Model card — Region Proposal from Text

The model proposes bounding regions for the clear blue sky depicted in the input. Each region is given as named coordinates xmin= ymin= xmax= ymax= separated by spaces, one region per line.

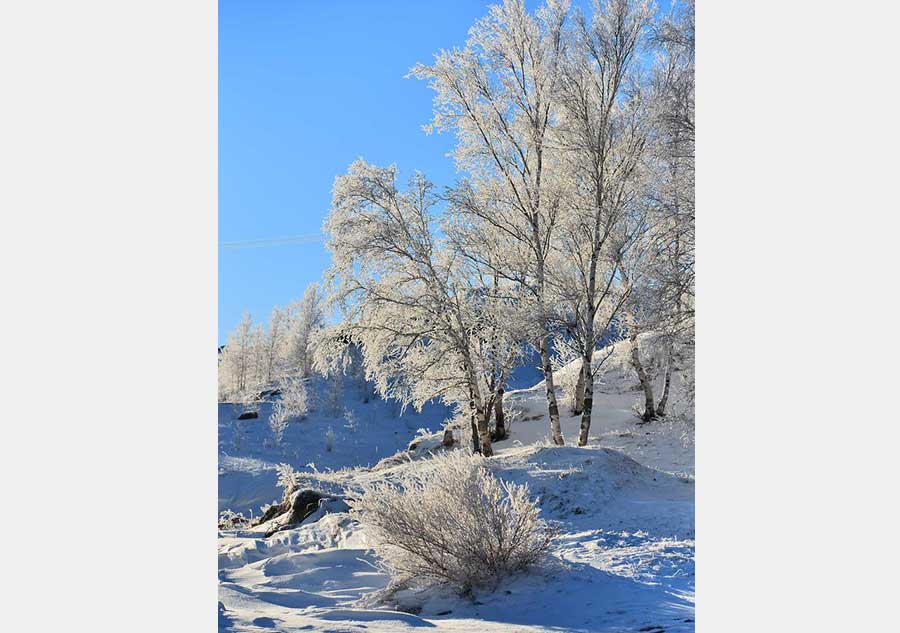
xmin=219 ymin=0 xmax=662 ymax=343
xmin=219 ymin=0 xmax=492 ymax=343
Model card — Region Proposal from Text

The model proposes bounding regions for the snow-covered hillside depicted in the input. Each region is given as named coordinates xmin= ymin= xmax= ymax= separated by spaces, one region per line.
xmin=219 ymin=375 xmax=452 ymax=516
xmin=218 ymin=339 xmax=694 ymax=632
xmin=496 ymin=339 xmax=695 ymax=477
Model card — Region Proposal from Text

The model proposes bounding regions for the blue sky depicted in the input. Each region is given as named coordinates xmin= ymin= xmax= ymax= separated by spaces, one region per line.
xmin=218 ymin=0 xmax=664 ymax=343
xmin=219 ymin=0 xmax=497 ymax=342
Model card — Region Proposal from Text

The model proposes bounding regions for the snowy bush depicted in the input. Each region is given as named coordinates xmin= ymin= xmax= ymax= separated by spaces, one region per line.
xmin=350 ymin=450 xmax=555 ymax=593
xmin=218 ymin=509 xmax=250 ymax=530
xmin=269 ymin=377 xmax=309 ymax=445
xmin=502 ymin=404 xmax=523 ymax=437
xmin=343 ymin=408 xmax=358 ymax=434
xmin=275 ymin=462 xmax=299 ymax=494
xmin=267 ymin=409 xmax=288 ymax=447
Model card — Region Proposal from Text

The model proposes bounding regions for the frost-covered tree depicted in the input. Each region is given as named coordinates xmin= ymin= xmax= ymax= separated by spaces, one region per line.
xmin=412 ymin=0 xmax=571 ymax=445
xmin=218 ymin=312 xmax=256 ymax=402
xmin=323 ymin=160 xmax=506 ymax=456
xmin=458 ymin=279 xmax=526 ymax=447
xmin=552 ymin=0 xmax=654 ymax=443
xmin=477 ymin=288 xmax=525 ymax=441
xmin=443 ymin=207 xmax=529 ymax=443
xmin=648 ymin=0 xmax=694 ymax=416
xmin=218 ymin=281 xmax=328 ymax=406
xmin=284 ymin=283 xmax=326 ymax=378
xmin=221 ymin=0 xmax=695 ymax=447
xmin=613 ymin=0 xmax=694 ymax=422
xmin=264 ymin=306 xmax=287 ymax=384
xmin=249 ymin=322 xmax=267 ymax=391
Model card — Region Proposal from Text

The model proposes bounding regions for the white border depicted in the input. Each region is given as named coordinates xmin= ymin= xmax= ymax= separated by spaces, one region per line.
xmin=1 ymin=1 xmax=217 ymax=629
xmin=700 ymin=1 xmax=898 ymax=631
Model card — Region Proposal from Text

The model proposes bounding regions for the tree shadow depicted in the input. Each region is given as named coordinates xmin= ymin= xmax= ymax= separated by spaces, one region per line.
xmin=420 ymin=560 xmax=694 ymax=633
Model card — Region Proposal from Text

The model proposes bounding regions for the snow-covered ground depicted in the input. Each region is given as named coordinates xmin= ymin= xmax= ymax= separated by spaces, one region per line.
xmin=218 ymin=342 xmax=694 ymax=632
xmin=219 ymin=375 xmax=452 ymax=516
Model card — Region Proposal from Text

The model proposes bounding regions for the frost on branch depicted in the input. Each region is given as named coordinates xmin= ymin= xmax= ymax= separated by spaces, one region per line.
xmin=322 ymin=160 xmax=520 ymax=456
xmin=350 ymin=450 xmax=555 ymax=594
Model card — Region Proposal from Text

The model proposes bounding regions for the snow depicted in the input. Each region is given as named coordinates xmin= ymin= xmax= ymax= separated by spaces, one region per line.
xmin=491 ymin=338 xmax=694 ymax=478
xmin=218 ymin=375 xmax=452 ymax=516
xmin=218 ymin=343 xmax=694 ymax=632
xmin=499 ymin=385 xmax=694 ymax=478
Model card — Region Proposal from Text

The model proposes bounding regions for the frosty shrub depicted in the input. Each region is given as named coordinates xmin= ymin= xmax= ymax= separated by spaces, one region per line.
xmin=350 ymin=450 xmax=554 ymax=593
xmin=267 ymin=409 xmax=288 ymax=447
xmin=218 ymin=509 xmax=250 ymax=530
xmin=343 ymin=408 xmax=358 ymax=434
xmin=269 ymin=377 xmax=309 ymax=445
xmin=275 ymin=462 xmax=299 ymax=494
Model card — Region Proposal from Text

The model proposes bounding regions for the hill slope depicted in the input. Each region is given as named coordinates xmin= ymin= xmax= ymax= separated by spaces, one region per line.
xmin=218 ymin=375 xmax=452 ymax=516
xmin=218 ymin=341 xmax=695 ymax=632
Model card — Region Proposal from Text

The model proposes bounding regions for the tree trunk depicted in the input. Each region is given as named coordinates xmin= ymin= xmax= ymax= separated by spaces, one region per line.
xmin=442 ymin=422 xmax=455 ymax=447
xmin=539 ymin=336 xmax=564 ymax=445
xmin=656 ymin=343 xmax=674 ymax=417
xmin=492 ymin=386 xmax=507 ymax=441
xmin=476 ymin=405 xmax=493 ymax=457
xmin=630 ymin=334 xmax=656 ymax=422
xmin=573 ymin=360 xmax=585 ymax=415
xmin=577 ymin=353 xmax=594 ymax=446
xmin=470 ymin=408 xmax=481 ymax=454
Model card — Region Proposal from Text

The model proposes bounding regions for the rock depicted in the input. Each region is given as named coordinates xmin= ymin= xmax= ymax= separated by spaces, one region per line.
xmin=237 ymin=411 xmax=258 ymax=420
xmin=289 ymin=489 xmax=326 ymax=523
xmin=262 ymin=489 xmax=344 ymax=537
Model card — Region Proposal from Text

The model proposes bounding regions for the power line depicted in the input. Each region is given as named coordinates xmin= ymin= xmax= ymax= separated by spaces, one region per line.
xmin=219 ymin=233 xmax=324 ymax=250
